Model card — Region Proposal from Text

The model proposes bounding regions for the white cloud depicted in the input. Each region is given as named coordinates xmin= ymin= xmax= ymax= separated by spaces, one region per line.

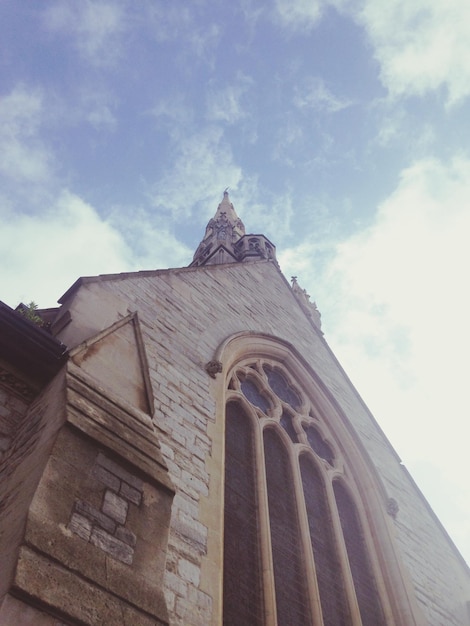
xmin=0 ymin=191 xmax=132 ymax=308
xmin=279 ymin=156 xmax=470 ymax=562
xmin=0 ymin=85 xmax=54 ymax=183
xmin=44 ymin=1 xmax=127 ymax=66
xmin=273 ymin=0 xmax=325 ymax=30
xmin=270 ymin=0 xmax=470 ymax=102
xmin=294 ymin=77 xmax=353 ymax=113
xmin=145 ymin=3 xmax=221 ymax=61
xmin=272 ymin=118 xmax=304 ymax=165
xmin=206 ymin=75 xmax=253 ymax=125
xmin=315 ymin=155 xmax=470 ymax=561
xmin=149 ymin=126 xmax=243 ymax=219
xmin=0 ymin=191 xmax=193 ymax=310
xmin=79 ymin=88 xmax=118 ymax=130
xmin=357 ymin=0 xmax=470 ymax=104
xmin=149 ymin=95 xmax=194 ymax=131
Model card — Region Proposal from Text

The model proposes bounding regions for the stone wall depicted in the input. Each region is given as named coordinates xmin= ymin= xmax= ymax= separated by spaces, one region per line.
xmin=54 ymin=260 xmax=469 ymax=626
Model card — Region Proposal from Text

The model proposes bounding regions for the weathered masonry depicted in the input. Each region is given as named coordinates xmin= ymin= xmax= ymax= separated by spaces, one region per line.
xmin=0 ymin=192 xmax=469 ymax=625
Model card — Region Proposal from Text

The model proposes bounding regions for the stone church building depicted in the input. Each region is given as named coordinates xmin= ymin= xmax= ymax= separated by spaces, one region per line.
xmin=0 ymin=192 xmax=468 ymax=625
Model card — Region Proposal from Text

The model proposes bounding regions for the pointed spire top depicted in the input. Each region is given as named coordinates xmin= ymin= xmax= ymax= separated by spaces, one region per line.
xmin=190 ymin=191 xmax=277 ymax=267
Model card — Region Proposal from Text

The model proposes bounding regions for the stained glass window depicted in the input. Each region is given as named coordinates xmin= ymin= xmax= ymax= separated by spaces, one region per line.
xmin=263 ymin=366 xmax=301 ymax=410
xmin=264 ymin=428 xmax=310 ymax=625
xmin=241 ymin=377 xmax=270 ymax=413
xmin=224 ymin=358 xmax=389 ymax=626
xmin=333 ymin=481 xmax=386 ymax=626
xmin=300 ymin=455 xmax=349 ymax=626
xmin=280 ymin=411 xmax=298 ymax=443
xmin=304 ymin=425 xmax=335 ymax=466
xmin=223 ymin=402 xmax=264 ymax=626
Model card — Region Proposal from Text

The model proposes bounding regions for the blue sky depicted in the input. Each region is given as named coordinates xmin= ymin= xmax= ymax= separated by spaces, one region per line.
xmin=1 ymin=1 xmax=470 ymax=563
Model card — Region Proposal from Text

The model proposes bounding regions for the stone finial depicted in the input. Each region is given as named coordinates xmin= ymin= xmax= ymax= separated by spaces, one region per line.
xmin=291 ymin=277 xmax=322 ymax=331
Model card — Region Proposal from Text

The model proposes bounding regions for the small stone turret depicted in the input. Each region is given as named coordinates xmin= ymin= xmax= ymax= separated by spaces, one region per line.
xmin=190 ymin=191 xmax=276 ymax=267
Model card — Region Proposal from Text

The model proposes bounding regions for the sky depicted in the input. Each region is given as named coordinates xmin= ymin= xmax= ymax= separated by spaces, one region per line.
xmin=1 ymin=1 xmax=469 ymax=565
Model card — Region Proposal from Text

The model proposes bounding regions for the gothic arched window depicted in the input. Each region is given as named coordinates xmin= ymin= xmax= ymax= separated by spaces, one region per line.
xmin=223 ymin=358 xmax=388 ymax=626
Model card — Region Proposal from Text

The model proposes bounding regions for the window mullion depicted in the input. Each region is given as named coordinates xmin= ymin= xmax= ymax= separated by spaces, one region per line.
xmin=324 ymin=475 xmax=363 ymax=626
xmin=255 ymin=418 xmax=278 ymax=626
xmin=291 ymin=451 xmax=325 ymax=625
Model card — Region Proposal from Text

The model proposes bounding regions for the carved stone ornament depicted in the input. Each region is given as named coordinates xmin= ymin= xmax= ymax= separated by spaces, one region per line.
xmin=386 ymin=497 xmax=399 ymax=518
xmin=290 ymin=276 xmax=322 ymax=331
xmin=205 ymin=360 xmax=223 ymax=378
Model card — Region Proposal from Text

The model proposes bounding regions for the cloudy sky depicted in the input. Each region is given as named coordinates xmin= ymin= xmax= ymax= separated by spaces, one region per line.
xmin=1 ymin=1 xmax=469 ymax=563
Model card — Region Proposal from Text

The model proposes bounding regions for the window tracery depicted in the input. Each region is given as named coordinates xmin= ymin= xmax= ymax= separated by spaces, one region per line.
xmin=223 ymin=357 xmax=389 ymax=626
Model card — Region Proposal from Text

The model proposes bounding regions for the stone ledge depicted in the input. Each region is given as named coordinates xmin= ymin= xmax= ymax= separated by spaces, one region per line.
xmin=12 ymin=545 xmax=169 ymax=626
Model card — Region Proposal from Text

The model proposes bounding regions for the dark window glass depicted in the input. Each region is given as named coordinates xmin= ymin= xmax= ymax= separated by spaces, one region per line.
xmin=223 ymin=403 xmax=264 ymax=626
xmin=280 ymin=411 xmax=298 ymax=443
xmin=263 ymin=366 xmax=301 ymax=410
xmin=333 ymin=481 xmax=386 ymax=626
xmin=241 ymin=378 xmax=270 ymax=413
xmin=304 ymin=425 xmax=335 ymax=466
xmin=300 ymin=456 xmax=349 ymax=626
xmin=264 ymin=428 xmax=310 ymax=625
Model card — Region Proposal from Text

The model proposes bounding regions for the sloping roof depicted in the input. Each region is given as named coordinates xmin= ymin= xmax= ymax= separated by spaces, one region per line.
xmin=0 ymin=301 xmax=67 ymax=385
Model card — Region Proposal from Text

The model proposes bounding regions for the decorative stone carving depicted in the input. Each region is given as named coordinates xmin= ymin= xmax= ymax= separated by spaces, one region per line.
xmin=387 ymin=497 xmax=399 ymax=518
xmin=205 ymin=360 xmax=223 ymax=378
xmin=290 ymin=277 xmax=322 ymax=331
xmin=190 ymin=191 xmax=277 ymax=267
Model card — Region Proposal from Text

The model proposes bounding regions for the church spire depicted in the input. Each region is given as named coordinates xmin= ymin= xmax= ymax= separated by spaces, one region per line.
xmin=190 ymin=191 xmax=277 ymax=267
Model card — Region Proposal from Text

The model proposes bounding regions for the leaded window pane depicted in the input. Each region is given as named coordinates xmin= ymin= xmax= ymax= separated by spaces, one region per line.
xmin=263 ymin=366 xmax=301 ymax=410
xmin=264 ymin=428 xmax=310 ymax=626
xmin=300 ymin=456 xmax=349 ymax=626
xmin=223 ymin=403 xmax=264 ymax=626
xmin=304 ymin=425 xmax=335 ymax=466
xmin=280 ymin=411 xmax=298 ymax=443
xmin=333 ymin=481 xmax=386 ymax=626
xmin=241 ymin=378 xmax=270 ymax=413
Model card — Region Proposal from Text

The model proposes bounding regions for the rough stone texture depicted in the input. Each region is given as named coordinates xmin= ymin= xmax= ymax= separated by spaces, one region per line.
xmin=68 ymin=512 xmax=92 ymax=541
xmin=5 ymin=339 xmax=174 ymax=625
xmin=0 ymin=370 xmax=66 ymax=606
xmin=2 ymin=258 xmax=467 ymax=625
xmin=0 ymin=594 xmax=69 ymax=625
xmin=0 ymin=383 xmax=29 ymax=461
xmin=102 ymin=489 xmax=128 ymax=525
xmin=120 ymin=481 xmax=142 ymax=505
xmin=10 ymin=545 xmax=167 ymax=626
xmin=51 ymin=260 xmax=469 ymax=626
xmin=90 ymin=526 xmax=134 ymax=564
xmin=74 ymin=498 xmax=117 ymax=534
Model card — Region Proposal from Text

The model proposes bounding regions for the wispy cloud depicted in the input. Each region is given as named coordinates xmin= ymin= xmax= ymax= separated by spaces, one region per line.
xmin=294 ymin=77 xmax=353 ymax=113
xmin=44 ymin=0 xmax=128 ymax=67
xmin=206 ymin=74 xmax=253 ymax=125
xmin=0 ymin=85 xmax=54 ymax=183
xmin=149 ymin=126 xmax=243 ymax=219
xmin=79 ymin=87 xmax=118 ymax=130
xmin=272 ymin=0 xmax=325 ymax=31
xmin=145 ymin=2 xmax=221 ymax=62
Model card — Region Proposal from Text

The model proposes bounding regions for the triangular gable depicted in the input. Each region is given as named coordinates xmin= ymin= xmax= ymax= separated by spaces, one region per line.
xmin=69 ymin=312 xmax=154 ymax=415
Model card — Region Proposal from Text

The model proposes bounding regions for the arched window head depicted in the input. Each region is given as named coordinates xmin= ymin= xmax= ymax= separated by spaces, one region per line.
xmin=222 ymin=354 xmax=396 ymax=626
